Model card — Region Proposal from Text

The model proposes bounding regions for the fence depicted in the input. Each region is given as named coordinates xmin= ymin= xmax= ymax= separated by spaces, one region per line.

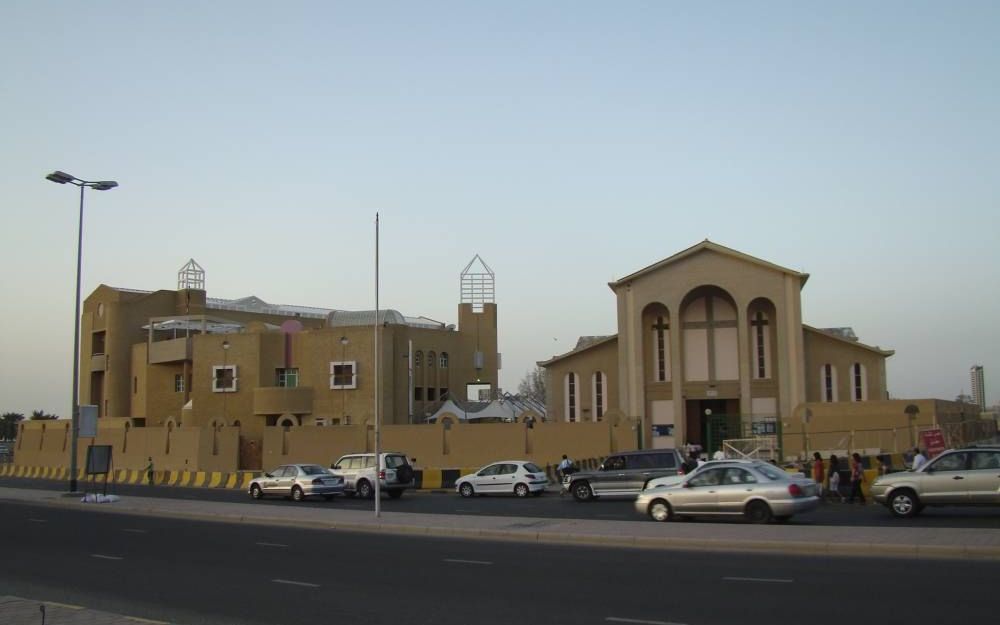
xmin=785 ymin=419 xmax=997 ymax=460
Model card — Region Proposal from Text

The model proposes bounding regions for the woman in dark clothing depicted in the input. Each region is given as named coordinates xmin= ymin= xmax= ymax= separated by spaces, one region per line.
xmin=849 ymin=452 xmax=866 ymax=504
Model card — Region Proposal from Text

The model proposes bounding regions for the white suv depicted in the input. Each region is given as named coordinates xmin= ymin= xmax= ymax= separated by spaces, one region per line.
xmin=330 ymin=452 xmax=415 ymax=499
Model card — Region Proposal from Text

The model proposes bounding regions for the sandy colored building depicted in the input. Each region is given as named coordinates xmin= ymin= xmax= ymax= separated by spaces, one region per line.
xmin=78 ymin=258 xmax=499 ymax=448
xmin=540 ymin=240 xmax=898 ymax=454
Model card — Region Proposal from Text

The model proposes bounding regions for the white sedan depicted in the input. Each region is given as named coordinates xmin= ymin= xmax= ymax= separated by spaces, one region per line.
xmin=456 ymin=461 xmax=549 ymax=498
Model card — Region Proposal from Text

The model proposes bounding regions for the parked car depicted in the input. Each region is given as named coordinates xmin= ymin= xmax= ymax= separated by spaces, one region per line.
xmin=330 ymin=452 xmax=415 ymax=499
xmin=563 ymin=449 xmax=684 ymax=501
xmin=249 ymin=464 xmax=345 ymax=502
xmin=455 ymin=461 xmax=548 ymax=497
xmin=870 ymin=446 xmax=1000 ymax=518
xmin=634 ymin=460 xmax=820 ymax=523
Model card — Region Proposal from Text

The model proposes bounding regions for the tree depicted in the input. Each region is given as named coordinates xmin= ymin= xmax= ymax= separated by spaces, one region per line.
xmin=1 ymin=412 xmax=24 ymax=440
xmin=518 ymin=366 xmax=547 ymax=405
xmin=29 ymin=409 xmax=58 ymax=421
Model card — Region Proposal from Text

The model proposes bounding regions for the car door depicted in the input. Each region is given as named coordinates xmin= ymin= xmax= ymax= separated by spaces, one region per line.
xmin=716 ymin=467 xmax=758 ymax=514
xmin=919 ymin=452 xmax=970 ymax=504
xmin=966 ymin=451 xmax=1000 ymax=503
xmin=277 ymin=465 xmax=299 ymax=496
xmin=494 ymin=464 xmax=518 ymax=493
xmin=622 ymin=453 xmax=657 ymax=492
xmin=473 ymin=464 xmax=502 ymax=492
xmin=261 ymin=466 xmax=285 ymax=495
xmin=593 ymin=455 xmax=628 ymax=494
xmin=673 ymin=467 xmax=726 ymax=513
xmin=337 ymin=457 xmax=359 ymax=491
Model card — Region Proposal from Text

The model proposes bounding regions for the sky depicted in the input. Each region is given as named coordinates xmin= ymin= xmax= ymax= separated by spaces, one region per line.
xmin=1 ymin=1 xmax=998 ymax=418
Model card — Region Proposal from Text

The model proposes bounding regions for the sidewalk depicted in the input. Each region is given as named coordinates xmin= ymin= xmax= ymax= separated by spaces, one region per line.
xmin=0 ymin=595 xmax=167 ymax=625
xmin=3 ymin=485 xmax=999 ymax=562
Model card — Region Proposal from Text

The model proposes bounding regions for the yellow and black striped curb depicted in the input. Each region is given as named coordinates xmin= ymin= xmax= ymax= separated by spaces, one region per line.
xmin=0 ymin=464 xmax=261 ymax=490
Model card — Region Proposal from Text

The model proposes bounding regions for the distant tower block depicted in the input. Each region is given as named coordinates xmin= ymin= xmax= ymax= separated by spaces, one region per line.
xmin=178 ymin=259 xmax=205 ymax=291
xmin=461 ymin=255 xmax=494 ymax=313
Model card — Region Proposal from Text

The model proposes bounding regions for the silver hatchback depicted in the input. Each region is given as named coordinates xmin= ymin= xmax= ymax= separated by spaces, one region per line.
xmin=249 ymin=464 xmax=345 ymax=502
xmin=635 ymin=460 xmax=820 ymax=523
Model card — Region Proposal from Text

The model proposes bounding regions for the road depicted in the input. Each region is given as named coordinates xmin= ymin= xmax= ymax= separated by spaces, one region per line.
xmin=3 ymin=475 xmax=1000 ymax=529
xmin=1 ymin=500 xmax=996 ymax=625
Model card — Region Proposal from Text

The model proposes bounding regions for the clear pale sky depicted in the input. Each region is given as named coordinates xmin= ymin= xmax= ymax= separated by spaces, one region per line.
xmin=1 ymin=1 xmax=998 ymax=418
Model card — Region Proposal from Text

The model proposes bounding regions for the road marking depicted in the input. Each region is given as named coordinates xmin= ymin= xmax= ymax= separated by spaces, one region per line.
xmin=272 ymin=579 xmax=320 ymax=588
xmin=123 ymin=529 xmax=148 ymax=534
xmin=606 ymin=617 xmax=687 ymax=625
xmin=44 ymin=601 xmax=84 ymax=610
xmin=28 ymin=518 xmax=47 ymax=523
xmin=256 ymin=542 xmax=289 ymax=548
xmin=443 ymin=558 xmax=493 ymax=565
xmin=723 ymin=576 xmax=794 ymax=584
xmin=91 ymin=554 xmax=124 ymax=561
xmin=125 ymin=617 xmax=170 ymax=624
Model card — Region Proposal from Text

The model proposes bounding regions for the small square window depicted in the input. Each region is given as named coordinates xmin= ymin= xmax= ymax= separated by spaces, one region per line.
xmin=213 ymin=365 xmax=237 ymax=393
xmin=276 ymin=368 xmax=299 ymax=388
xmin=329 ymin=361 xmax=357 ymax=390
xmin=174 ymin=374 xmax=185 ymax=393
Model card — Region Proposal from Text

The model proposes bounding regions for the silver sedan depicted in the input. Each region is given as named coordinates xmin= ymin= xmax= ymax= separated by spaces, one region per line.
xmin=635 ymin=460 xmax=820 ymax=523
xmin=249 ymin=464 xmax=345 ymax=502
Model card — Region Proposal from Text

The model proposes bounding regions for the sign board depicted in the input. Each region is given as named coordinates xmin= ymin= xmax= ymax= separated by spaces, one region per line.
xmin=85 ymin=445 xmax=112 ymax=475
xmin=80 ymin=405 xmax=98 ymax=438
xmin=919 ymin=428 xmax=947 ymax=458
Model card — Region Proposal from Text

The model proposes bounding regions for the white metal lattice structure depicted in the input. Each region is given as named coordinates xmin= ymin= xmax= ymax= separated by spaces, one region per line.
xmin=177 ymin=259 xmax=205 ymax=290
xmin=460 ymin=254 xmax=494 ymax=313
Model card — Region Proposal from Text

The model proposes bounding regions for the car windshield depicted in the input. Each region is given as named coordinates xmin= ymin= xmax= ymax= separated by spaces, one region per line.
xmin=385 ymin=455 xmax=408 ymax=468
xmin=755 ymin=465 xmax=785 ymax=481
xmin=300 ymin=465 xmax=327 ymax=475
xmin=524 ymin=463 xmax=543 ymax=473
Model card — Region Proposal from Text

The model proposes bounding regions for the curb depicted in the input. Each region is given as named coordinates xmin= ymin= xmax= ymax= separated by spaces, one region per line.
xmin=4 ymin=493 xmax=997 ymax=562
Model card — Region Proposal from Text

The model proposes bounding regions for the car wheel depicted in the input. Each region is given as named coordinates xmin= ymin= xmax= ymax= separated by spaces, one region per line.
xmin=572 ymin=481 xmax=593 ymax=502
xmin=357 ymin=479 xmax=373 ymax=499
xmin=250 ymin=484 xmax=263 ymax=500
xmin=745 ymin=500 xmax=772 ymax=524
xmin=889 ymin=489 xmax=921 ymax=518
xmin=291 ymin=486 xmax=304 ymax=502
xmin=514 ymin=483 xmax=530 ymax=498
xmin=648 ymin=499 xmax=673 ymax=522
xmin=387 ymin=489 xmax=403 ymax=499
xmin=459 ymin=482 xmax=475 ymax=498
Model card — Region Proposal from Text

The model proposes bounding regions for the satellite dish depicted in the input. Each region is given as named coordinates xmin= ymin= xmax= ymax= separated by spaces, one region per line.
xmin=280 ymin=320 xmax=304 ymax=334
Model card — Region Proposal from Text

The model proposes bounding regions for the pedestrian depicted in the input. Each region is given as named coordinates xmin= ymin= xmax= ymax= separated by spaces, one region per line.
xmin=828 ymin=454 xmax=842 ymax=502
xmin=696 ymin=454 xmax=707 ymax=467
xmin=911 ymin=447 xmax=928 ymax=471
xmin=712 ymin=446 xmax=726 ymax=461
xmin=848 ymin=452 xmax=866 ymax=504
xmin=812 ymin=452 xmax=825 ymax=499
xmin=681 ymin=453 xmax=699 ymax=475
xmin=557 ymin=454 xmax=575 ymax=480
xmin=145 ymin=457 xmax=154 ymax=486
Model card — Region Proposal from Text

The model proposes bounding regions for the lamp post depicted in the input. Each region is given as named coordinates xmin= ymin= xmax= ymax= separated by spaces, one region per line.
xmin=222 ymin=340 xmax=230 ymax=425
xmin=339 ymin=336 xmax=348 ymax=421
xmin=46 ymin=170 xmax=118 ymax=494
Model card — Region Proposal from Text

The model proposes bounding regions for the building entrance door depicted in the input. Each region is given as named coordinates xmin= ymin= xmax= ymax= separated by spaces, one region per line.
xmin=239 ymin=436 xmax=262 ymax=471
xmin=684 ymin=399 xmax=740 ymax=454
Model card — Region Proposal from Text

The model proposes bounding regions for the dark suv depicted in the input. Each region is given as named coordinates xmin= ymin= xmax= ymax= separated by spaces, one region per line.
xmin=563 ymin=449 xmax=684 ymax=501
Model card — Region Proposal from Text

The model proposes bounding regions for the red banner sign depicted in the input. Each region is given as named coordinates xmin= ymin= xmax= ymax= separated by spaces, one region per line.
xmin=919 ymin=428 xmax=947 ymax=458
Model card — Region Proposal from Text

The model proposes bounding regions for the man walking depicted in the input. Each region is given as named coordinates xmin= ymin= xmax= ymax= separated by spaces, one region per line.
xmin=145 ymin=457 xmax=155 ymax=486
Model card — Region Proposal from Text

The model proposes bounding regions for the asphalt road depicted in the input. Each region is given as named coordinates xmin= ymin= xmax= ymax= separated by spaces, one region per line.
xmin=1 ymin=500 xmax=996 ymax=625
xmin=3 ymin=475 xmax=1000 ymax=528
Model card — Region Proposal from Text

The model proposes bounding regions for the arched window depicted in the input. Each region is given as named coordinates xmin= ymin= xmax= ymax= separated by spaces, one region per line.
xmin=414 ymin=351 xmax=423 ymax=367
xmin=651 ymin=315 xmax=670 ymax=382
xmin=821 ymin=364 xmax=838 ymax=402
xmin=751 ymin=311 xmax=771 ymax=379
xmin=565 ymin=372 xmax=578 ymax=422
xmin=852 ymin=362 xmax=867 ymax=401
xmin=439 ymin=352 xmax=449 ymax=368
xmin=427 ymin=351 xmax=436 ymax=369
xmin=592 ymin=371 xmax=607 ymax=422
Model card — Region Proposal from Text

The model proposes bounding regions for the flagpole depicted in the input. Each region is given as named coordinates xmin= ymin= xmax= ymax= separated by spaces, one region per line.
xmin=374 ymin=212 xmax=381 ymax=517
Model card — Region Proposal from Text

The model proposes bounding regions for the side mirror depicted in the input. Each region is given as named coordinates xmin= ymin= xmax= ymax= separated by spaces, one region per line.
xmin=598 ymin=464 xmax=606 ymax=471
xmin=264 ymin=473 xmax=273 ymax=478
xmin=332 ymin=465 xmax=341 ymax=470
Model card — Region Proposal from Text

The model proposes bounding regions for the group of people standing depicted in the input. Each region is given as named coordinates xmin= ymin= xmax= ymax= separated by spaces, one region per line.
xmin=811 ymin=451 xmax=868 ymax=504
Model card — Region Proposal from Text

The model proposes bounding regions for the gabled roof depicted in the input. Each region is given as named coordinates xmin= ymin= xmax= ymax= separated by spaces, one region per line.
xmin=804 ymin=325 xmax=895 ymax=357
xmin=608 ymin=240 xmax=809 ymax=291
xmin=537 ymin=335 xmax=618 ymax=367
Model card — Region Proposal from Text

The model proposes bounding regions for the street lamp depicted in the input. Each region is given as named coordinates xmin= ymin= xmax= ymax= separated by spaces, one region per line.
xmin=222 ymin=340 xmax=231 ymax=426
xmin=46 ymin=170 xmax=118 ymax=494
xmin=339 ymin=336 xmax=348 ymax=421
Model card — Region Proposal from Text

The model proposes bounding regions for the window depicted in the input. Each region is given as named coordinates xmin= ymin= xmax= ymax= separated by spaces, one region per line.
xmin=499 ymin=464 xmax=517 ymax=475
xmin=174 ymin=374 xmax=184 ymax=393
xmin=756 ymin=465 xmax=784 ymax=481
xmin=752 ymin=311 xmax=770 ymax=379
xmin=724 ymin=468 xmax=757 ymax=484
xmin=414 ymin=387 xmax=424 ymax=401
xmin=689 ymin=468 xmax=725 ymax=487
xmin=929 ymin=452 xmax=967 ymax=472
xmin=440 ymin=352 xmax=449 ymax=368
xmin=650 ymin=315 xmax=670 ymax=382
xmin=314 ymin=417 xmax=326 ymax=426
xmin=133 ymin=377 xmax=138 ymax=394
xmin=852 ymin=363 xmax=866 ymax=401
xmin=92 ymin=331 xmax=106 ymax=355
xmin=427 ymin=388 xmax=436 ymax=401
xmin=603 ymin=456 xmax=625 ymax=471
xmin=972 ymin=452 xmax=1000 ymax=470
xmin=821 ymin=364 xmax=837 ymax=402
xmin=524 ymin=463 xmax=543 ymax=473
xmin=565 ymin=372 xmax=578 ymax=422
xmin=592 ymin=371 xmax=607 ymax=422
xmin=428 ymin=351 xmax=436 ymax=369
xmin=329 ymin=361 xmax=357 ymax=389
xmin=440 ymin=388 xmax=448 ymax=400
xmin=414 ymin=351 xmax=423 ymax=367
xmin=276 ymin=368 xmax=299 ymax=388
xmin=213 ymin=365 xmax=237 ymax=392
xmin=478 ymin=464 xmax=501 ymax=476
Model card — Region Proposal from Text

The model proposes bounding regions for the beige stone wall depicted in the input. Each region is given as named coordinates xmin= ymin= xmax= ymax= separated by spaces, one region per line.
xmin=544 ymin=339 xmax=618 ymax=424
xmin=803 ymin=329 xmax=888 ymax=402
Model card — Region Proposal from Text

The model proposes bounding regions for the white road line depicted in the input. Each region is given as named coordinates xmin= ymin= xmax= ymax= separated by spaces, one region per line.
xmin=723 ymin=576 xmax=794 ymax=584
xmin=443 ymin=558 xmax=493 ymax=565
xmin=606 ymin=617 xmax=687 ymax=625
xmin=256 ymin=542 xmax=289 ymax=548
xmin=272 ymin=579 xmax=320 ymax=588
xmin=90 ymin=554 xmax=124 ymax=561
xmin=123 ymin=529 xmax=147 ymax=534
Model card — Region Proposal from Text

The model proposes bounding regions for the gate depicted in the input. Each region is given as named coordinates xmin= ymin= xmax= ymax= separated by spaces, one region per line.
xmin=239 ymin=436 xmax=262 ymax=471
xmin=705 ymin=414 xmax=741 ymax=457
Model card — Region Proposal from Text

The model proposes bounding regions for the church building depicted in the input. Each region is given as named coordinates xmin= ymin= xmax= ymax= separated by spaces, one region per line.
xmin=540 ymin=241 xmax=894 ymax=452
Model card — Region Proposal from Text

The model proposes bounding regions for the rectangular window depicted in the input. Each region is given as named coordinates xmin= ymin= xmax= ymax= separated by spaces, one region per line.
xmin=656 ymin=318 xmax=666 ymax=382
xmin=92 ymin=331 xmax=106 ymax=356
xmin=174 ymin=374 xmax=184 ymax=393
xmin=756 ymin=324 xmax=766 ymax=378
xmin=568 ymin=374 xmax=577 ymax=422
xmin=329 ymin=361 xmax=357 ymax=390
xmin=595 ymin=373 xmax=604 ymax=421
xmin=853 ymin=365 xmax=863 ymax=401
xmin=823 ymin=364 xmax=833 ymax=402
xmin=133 ymin=377 xmax=137 ymax=394
xmin=427 ymin=388 xmax=437 ymax=401
xmin=213 ymin=365 xmax=237 ymax=393
xmin=314 ymin=417 xmax=326 ymax=426
xmin=276 ymin=368 xmax=299 ymax=388
xmin=440 ymin=388 xmax=448 ymax=400
xmin=414 ymin=387 xmax=424 ymax=401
